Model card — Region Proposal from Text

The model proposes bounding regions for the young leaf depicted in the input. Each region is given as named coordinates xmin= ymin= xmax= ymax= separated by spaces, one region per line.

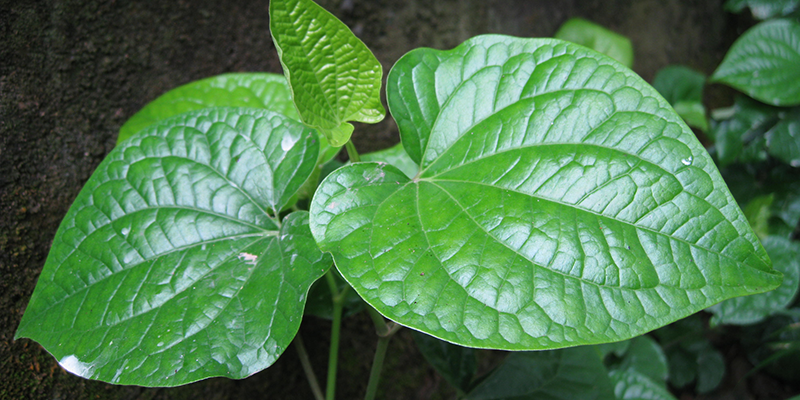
xmin=118 ymin=73 xmax=299 ymax=144
xmin=412 ymin=331 xmax=477 ymax=393
xmin=269 ymin=0 xmax=385 ymax=147
xmin=616 ymin=336 xmax=669 ymax=384
xmin=15 ymin=108 xmax=332 ymax=386
xmin=711 ymin=19 xmax=800 ymax=107
xmin=555 ymin=18 xmax=634 ymax=68
xmin=609 ymin=369 xmax=677 ymax=400
xmin=313 ymin=35 xmax=780 ymax=350
xmin=652 ymin=66 xmax=705 ymax=105
xmin=708 ymin=236 xmax=800 ymax=326
xmin=466 ymin=347 xmax=615 ymax=400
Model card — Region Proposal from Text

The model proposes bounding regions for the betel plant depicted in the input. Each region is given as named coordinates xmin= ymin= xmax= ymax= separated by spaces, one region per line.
xmin=14 ymin=0 xmax=785 ymax=398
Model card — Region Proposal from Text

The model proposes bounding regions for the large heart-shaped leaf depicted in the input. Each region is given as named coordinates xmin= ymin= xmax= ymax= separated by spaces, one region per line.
xmin=15 ymin=108 xmax=332 ymax=386
xmin=465 ymin=347 xmax=615 ymax=400
xmin=269 ymin=0 xmax=385 ymax=147
xmin=711 ymin=19 xmax=800 ymax=107
xmin=312 ymin=35 xmax=780 ymax=350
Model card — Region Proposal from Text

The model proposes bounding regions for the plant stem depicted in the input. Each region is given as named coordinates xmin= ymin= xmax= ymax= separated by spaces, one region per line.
xmin=325 ymin=269 xmax=346 ymax=400
xmin=345 ymin=140 xmax=361 ymax=163
xmin=294 ymin=334 xmax=325 ymax=400
xmin=363 ymin=305 xmax=402 ymax=400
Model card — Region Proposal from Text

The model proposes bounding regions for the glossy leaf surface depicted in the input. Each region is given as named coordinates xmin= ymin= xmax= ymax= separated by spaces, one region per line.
xmin=16 ymin=108 xmax=332 ymax=386
xmin=118 ymin=73 xmax=299 ymax=144
xmin=609 ymin=369 xmax=677 ymax=400
xmin=708 ymin=236 xmax=800 ymax=326
xmin=412 ymin=331 xmax=477 ymax=393
xmin=466 ymin=347 xmax=614 ymax=400
xmin=711 ymin=19 xmax=800 ymax=106
xmin=555 ymin=18 xmax=633 ymax=67
xmin=270 ymin=0 xmax=385 ymax=147
xmin=314 ymin=35 xmax=780 ymax=350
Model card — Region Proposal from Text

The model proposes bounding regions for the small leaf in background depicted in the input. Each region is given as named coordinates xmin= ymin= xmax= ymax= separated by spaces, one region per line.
xmin=652 ymin=66 xmax=709 ymax=132
xmin=708 ymin=236 xmax=800 ymax=326
xmin=555 ymin=18 xmax=634 ymax=67
xmin=118 ymin=73 xmax=299 ymax=144
xmin=15 ymin=108 xmax=331 ymax=386
xmin=616 ymin=336 xmax=669 ymax=384
xmin=412 ymin=332 xmax=477 ymax=393
xmin=711 ymin=19 xmax=800 ymax=107
xmin=744 ymin=194 xmax=775 ymax=240
xmin=609 ymin=369 xmax=677 ymax=400
xmin=710 ymin=95 xmax=781 ymax=166
xmin=317 ymin=35 xmax=779 ymax=351
xmin=595 ymin=340 xmax=632 ymax=359
xmin=652 ymin=66 xmax=705 ymax=105
xmin=766 ymin=108 xmax=800 ymax=167
xmin=721 ymin=165 xmax=800 ymax=238
xmin=654 ymin=316 xmax=726 ymax=393
xmin=270 ymin=0 xmax=385 ymax=147
xmin=361 ymin=143 xmax=419 ymax=179
xmin=742 ymin=310 xmax=800 ymax=382
xmin=466 ymin=347 xmax=615 ymax=400
xmin=724 ymin=0 xmax=800 ymax=20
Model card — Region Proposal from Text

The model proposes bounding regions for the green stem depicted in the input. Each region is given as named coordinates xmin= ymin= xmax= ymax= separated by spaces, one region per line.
xmin=325 ymin=270 xmax=346 ymax=400
xmin=363 ymin=305 xmax=402 ymax=400
xmin=345 ymin=140 xmax=361 ymax=163
xmin=294 ymin=335 xmax=325 ymax=400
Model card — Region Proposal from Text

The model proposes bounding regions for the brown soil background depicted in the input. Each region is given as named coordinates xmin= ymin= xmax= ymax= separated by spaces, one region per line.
xmin=0 ymin=0 xmax=769 ymax=399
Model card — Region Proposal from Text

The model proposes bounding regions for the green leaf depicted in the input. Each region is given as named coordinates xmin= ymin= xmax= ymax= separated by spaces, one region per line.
xmin=652 ymin=66 xmax=706 ymax=106
xmin=609 ymin=369 xmax=677 ymax=400
xmin=412 ymin=331 xmax=477 ymax=393
xmin=654 ymin=316 xmax=724 ymax=392
xmin=673 ymin=101 xmax=709 ymax=133
xmin=617 ymin=336 xmax=668 ymax=384
xmin=118 ymin=73 xmax=299 ymax=144
xmin=269 ymin=0 xmax=385 ymax=147
xmin=361 ymin=143 xmax=419 ymax=179
xmin=595 ymin=340 xmax=631 ymax=359
xmin=711 ymin=19 xmax=800 ymax=107
xmin=466 ymin=347 xmax=615 ymax=400
xmin=708 ymin=236 xmax=800 ymax=326
xmin=15 ymin=108 xmax=332 ymax=386
xmin=710 ymin=95 xmax=781 ymax=166
xmin=766 ymin=108 xmax=800 ymax=167
xmin=744 ymin=194 xmax=775 ymax=240
xmin=554 ymin=18 xmax=634 ymax=68
xmin=724 ymin=0 xmax=800 ymax=19
xmin=314 ymin=35 xmax=780 ymax=350
xmin=695 ymin=346 xmax=725 ymax=393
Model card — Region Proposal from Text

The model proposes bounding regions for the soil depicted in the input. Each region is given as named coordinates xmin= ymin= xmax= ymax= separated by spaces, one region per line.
xmin=0 ymin=0 xmax=778 ymax=399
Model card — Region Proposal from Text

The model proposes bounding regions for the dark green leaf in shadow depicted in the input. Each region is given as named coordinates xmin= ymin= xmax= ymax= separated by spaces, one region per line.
xmin=412 ymin=331 xmax=477 ymax=393
xmin=710 ymin=95 xmax=781 ymax=166
xmin=766 ymin=108 xmax=800 ymax=167
xmin=15 ymin=108 xmax=331 ymax=386
xmin=617 ymin=336 xmax=668 ymax=384
xmin=724 ymin=0 xmax=800 ymax=20
xmin=744 ymin=194 xmax=775 ymax=240
xmin=652 ymin=66 xmax=705 ymax=106
xmin=609 ymin=369 xmax=677 ymax=400
xmin=466 ymin=347 xmax=615 ymax=400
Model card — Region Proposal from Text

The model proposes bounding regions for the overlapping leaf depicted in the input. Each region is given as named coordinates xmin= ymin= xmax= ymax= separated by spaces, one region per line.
xmin=609 ymin=369 xmax=677 ymax=400
xmin=312 ymin=35 xmax=780 ymax=350
xmin=270 ymin=0 xmax=385 ymax=147
xmin=118 ymin=73 xmax=299 ymax=144
xmin=724 ymin=0 xmax=799 ymax=19
xmin=711 ymin=19 xmax=800 ymax=106
xmin=16 ymin=108 xmax=332 ymax=386
xmin=555 ymin=18 xmax=634 ymax=68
